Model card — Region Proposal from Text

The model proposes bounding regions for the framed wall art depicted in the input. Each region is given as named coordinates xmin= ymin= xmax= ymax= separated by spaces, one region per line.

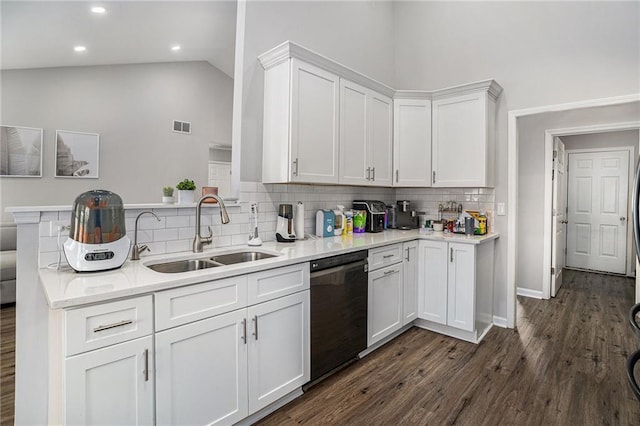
xmin=0 ymin=125 xmax=43 ymax=177
xmin=55 ymin=130 xmax=100 ymax=178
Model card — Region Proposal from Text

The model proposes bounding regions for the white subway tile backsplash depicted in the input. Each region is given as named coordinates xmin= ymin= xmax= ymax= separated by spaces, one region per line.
xmin=139 ymin=216 xmax=165 ymax=230
xmin=166 ymin=215 xmax=190 ymax=228
xmin=153 ymin=228 xmax=178 ymax=242
xmin=166 ymin=239 xmax=190 ymax=253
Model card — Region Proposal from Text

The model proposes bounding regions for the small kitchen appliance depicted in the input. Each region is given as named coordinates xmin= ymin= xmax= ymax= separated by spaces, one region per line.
xmin=63 ymin=190 xmax=130 ymax=272
xmin=353 ymin=200 xmax=385 ymax=233
xmin=333 ymin=205 xmax=345 ymax=236
xmin=276 ymin=204 xmax=296 ymax=242
xmin=315 ymin=209 xmax=335 ymax=238
xmin=396 ymin=200 xmax=417 ymax=230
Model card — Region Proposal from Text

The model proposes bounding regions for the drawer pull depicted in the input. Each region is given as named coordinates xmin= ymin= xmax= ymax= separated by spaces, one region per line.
xmin=143 ymin=349 xmax=149 ymax=382
xmin=93 ymin=319 xmax=133 ymax=333
xmin=383 ymin=254 xmax=395 ymax=259
xmin=384 ymin=269 xmax=396 ymax=275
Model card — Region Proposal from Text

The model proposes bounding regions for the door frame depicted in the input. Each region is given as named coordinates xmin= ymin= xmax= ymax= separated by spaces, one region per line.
xmin=541 ymin=125 xmax=639 ymax=299
xmin=507 ymin=93 xmax=640 ymax=328
xmin=563 ymin=146 xmax=634 ymax=276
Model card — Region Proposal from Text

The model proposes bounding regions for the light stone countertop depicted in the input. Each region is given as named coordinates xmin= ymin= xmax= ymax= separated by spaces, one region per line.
xmin=39 ymin=229 xmax=499 ymax=309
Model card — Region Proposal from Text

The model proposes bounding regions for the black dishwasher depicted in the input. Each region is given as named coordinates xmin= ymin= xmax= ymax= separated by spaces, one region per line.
xmin=308 ymin=250 xmax=368 ymax=385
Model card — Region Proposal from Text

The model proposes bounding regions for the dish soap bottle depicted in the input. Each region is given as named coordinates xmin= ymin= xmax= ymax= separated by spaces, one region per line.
xmin=248 ymin=203 xmax=262 ymax=246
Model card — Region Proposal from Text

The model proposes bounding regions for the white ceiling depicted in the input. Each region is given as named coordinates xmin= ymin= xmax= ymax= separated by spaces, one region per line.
xmin=1 ymin=1 xmax=237 ymax=77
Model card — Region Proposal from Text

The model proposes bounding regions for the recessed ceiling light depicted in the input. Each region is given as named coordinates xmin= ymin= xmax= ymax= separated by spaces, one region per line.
xmin=74 ymin=46 xmax=87 ymax=52
xmin=91 ymin=6 xmax=106 ymax=14
xmin=171 ymin=45 xmax=181 ymax=51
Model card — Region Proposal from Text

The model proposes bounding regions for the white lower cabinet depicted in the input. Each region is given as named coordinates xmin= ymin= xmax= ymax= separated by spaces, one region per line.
xmin=368 ymin=263 xmax=403 ymax=346
xmin=417 ymin=239 xmax=495 ymax=340
xmin=64 ymin=336 xmax=154 ymax=425
xmin=402 ymin=241 xmax=419 ymax=325
xmin=248 ymin=291 xmax=310 ymax=413
xmin=155 ymin=310 xmax=248 ymax=426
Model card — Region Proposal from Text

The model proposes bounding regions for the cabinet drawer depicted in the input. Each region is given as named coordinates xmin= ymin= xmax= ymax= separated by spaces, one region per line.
xmin=248 ymin=263 xmax=310 ymax=305
xmin=368 ymin=244 xmax=403 ymax=271
xmin=65 ymin=295 xmax=153 ymax=356
xmin=155 ymin=275 xmax=248 ymax=331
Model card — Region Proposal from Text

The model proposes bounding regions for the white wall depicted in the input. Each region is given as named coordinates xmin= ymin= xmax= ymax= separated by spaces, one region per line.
xmin=394 ymin=1 xmax=640 ymax=317
xmin=239 ymin=0 xmax=395 ymax=182
xmin=517 ymin=104 xmax=640 ymax=292
xmin=0 ymin=61 xmax=233 ymax=223
xmin=561 ymin=129 xmax=639 ymax=151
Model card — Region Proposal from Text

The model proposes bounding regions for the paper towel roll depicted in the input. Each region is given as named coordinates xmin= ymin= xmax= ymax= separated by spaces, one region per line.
xmin=295 ymin=201 xmax=305 ymax=240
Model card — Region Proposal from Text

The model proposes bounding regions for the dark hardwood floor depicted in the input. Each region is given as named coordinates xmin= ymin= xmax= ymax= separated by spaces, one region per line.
xmin=0 ymin=305 xmax=15 ymax=426
xmin=258 ymin=270 xmax=640 ymax=425
xmin=1 ymin=271 xmax=638 ymax=425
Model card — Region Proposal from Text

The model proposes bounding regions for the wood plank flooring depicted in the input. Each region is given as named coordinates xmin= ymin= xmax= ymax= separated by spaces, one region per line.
xmin=0 ymin=305 xmax=15 ymax=426
xmin=258 ymin=270 xmax=640 ymax=425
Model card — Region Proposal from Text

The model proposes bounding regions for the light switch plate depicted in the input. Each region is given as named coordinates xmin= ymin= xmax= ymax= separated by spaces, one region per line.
xmin=496 ymin=203 xmax=506 ymax=216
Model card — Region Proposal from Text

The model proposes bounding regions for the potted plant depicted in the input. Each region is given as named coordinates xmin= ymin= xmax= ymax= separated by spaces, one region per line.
xmin=162 ymin=186 xmax=174 ymax=204
xmin=176 ymin=179 xmax=196 ymax=204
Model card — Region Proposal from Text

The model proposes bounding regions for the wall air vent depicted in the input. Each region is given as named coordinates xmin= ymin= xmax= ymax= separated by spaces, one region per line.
xmin=172 ymin=120 xmax=191 ymax=134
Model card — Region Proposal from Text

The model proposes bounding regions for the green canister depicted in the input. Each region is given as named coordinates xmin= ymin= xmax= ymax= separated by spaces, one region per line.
xmin=353 ymin=210 xmax=367 ymax=233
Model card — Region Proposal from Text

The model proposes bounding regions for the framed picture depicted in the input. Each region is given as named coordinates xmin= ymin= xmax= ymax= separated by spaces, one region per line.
xmin=0 ymin=125 xmax=43 ymax=177
xmin=55 ymin=130 xmax=100 ymax=178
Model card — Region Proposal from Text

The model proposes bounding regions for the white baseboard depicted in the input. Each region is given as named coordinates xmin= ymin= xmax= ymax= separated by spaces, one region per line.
xmin=517 ymin=287 xmax=544 ymax=299
xmin=492 ymin=315 xmax=508 ymax=328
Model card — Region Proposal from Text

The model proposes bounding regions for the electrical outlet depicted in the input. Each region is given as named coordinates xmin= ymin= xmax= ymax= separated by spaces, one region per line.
xmin=49 ymin=220 xmax=70 ymax=237
xmin=496 ymin=203 xmax=506 ymax=216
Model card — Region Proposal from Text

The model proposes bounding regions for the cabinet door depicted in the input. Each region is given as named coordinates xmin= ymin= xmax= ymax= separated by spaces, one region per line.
xmin=432 ymin=92 xmax=488 ymax=187
xmin=393 ymin=98 xmax=432 ymax=187
xmin=368 ymin=264 xmax=403 ymax=346
xmin=248 ymin=291 xmax=310 ymax=414
xmin=369 ymin=92 xmax=393 ymax=186
xmin=418 ymin=240 xmax=448 ymax=325
xmin=291 ymin=59 xmax=340 ymax=183
xmin=402 ymin=241 xmax=419 ymax=325
xmin=65 ymin=336 xmax=154 ymax=426
xmin=447 ymin=243 xmax=476 ymax=331
xmin=339 ymin=79 xmax=369 ymax=185
xmin=155 ymin=310 xmax=248 ymax=426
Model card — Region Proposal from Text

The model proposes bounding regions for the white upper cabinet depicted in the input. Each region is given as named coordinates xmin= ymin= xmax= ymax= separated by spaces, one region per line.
xmin=340 ymin=79 xmax=393 ymax=186
xmin=431 ymin=81 xmax=502 ymax=188
xmin=262 ymin=57 xmax=340 ymax=184
xmin=393 ymin=98 xmax=432 ymax=187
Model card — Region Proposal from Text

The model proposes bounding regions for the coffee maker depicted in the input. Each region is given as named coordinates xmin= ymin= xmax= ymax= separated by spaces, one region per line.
xmin=396 ymin=200 xmax=417 ymax=230
xmin=276 ymin=204 xmax=296 ymax=242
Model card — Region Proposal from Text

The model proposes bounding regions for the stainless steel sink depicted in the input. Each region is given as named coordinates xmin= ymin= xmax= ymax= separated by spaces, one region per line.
xmin=209 ymin=251 xmax=278 ymax=265
xmin=146 ymin=259 xmax=223 ymax=273
xmin=145 ymin=250 xmax=279 ymax=273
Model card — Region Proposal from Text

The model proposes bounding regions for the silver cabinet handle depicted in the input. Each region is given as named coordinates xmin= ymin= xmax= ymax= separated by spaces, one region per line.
xmin=252 ymin=315 xmax=258 ymax=341
xmin=143 ymin=349 xmax=149 ymax=382
xmin=406 ymin=247 xmax=410 ymax=262
xmin=450 ymin=247 xmax=454 ymax=263
xmin=293 ymin=158 xmax=299 ymax=176
xmin=371 ymin=167 xmax=376 ymax=181
xmin=433 ymin=171 xmax=436 ymax=184
xmin=384 ymin=269 xmax=397 ymax=275
xmin=242 ymin=318 xmax=247 ymax=344
xmin=366 ymin=167 xmax=371 ymax=181
xmin=396 ymin=169 xmax=399 ymax=183
xmin=383 ymin=254 xmax=394 ymax=259
xmin=93 ymin=319 xmax=133 ymax=333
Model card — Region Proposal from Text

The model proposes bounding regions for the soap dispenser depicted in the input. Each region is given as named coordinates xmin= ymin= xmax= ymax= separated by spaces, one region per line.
xmin=248 ymin=203 xmax=262 ymax=246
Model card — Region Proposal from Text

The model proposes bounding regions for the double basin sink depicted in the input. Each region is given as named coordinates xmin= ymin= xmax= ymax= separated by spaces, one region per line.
xmin=145 ymin=250 xmax=279 ymax=274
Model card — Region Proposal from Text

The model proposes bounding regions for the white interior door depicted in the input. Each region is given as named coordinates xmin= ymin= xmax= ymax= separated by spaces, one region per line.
xmin=208 ymin=161 xmax=231 ymax=198
xmin=551 ymin=137 xmax=567 ymax=297
xmin=566 ymin=150 xmax=629 ymax=274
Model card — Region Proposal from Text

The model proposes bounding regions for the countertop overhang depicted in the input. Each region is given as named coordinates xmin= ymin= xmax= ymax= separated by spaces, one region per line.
xmin=40 ymin=230 xmax=499 ymax=309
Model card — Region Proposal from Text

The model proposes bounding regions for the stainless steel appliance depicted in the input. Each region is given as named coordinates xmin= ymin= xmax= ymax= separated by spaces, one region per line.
xmin=276 ymin=204 xmax=296 ymax=242
xmin=628 ymin=162 xmax=640 ymax=399
xmin=63 ymin=190 xmax=130 ymax=272
xmin=308 ymin=250 xmax=368 ymax=386
xmin=353 ymin=200 xmax=385 ymax=233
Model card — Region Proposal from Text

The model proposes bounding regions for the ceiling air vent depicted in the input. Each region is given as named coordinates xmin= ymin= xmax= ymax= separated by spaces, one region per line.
xmin=172 ymin=120 xmax=191 ymax=135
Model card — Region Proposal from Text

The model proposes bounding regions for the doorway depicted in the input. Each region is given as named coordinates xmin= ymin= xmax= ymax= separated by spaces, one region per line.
xmin=564 ymin=148 xmax=631 ymax=275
